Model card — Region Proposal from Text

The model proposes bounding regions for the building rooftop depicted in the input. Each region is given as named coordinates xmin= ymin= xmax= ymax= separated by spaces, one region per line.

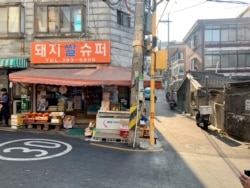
xmin=189 ymin=71 xmax=233 ymax=89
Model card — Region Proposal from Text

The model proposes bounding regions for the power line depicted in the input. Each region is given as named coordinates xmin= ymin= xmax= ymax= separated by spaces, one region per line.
xmin=207 ymin=0 xmax=249 ymax=4
xmin=167 ymin=0 xmax=249 ymax=15
xmin=169 ymin=1 xmax=207 ymax=14
xmin=156 ymin=1 xmax=170 ymax=28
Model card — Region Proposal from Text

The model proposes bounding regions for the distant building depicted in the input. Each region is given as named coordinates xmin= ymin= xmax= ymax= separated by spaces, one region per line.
xmin=168 ymin=44 xmax=193 ymax=91
xmin=183 ymin=17 xmax=250 ymax=81
xmin=177 ymin=71 xmax=232 ymax=129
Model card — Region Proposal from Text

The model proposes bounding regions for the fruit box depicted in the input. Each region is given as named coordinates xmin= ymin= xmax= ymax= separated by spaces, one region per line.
xmin=51 ymin=118 xmax=62 ymax=124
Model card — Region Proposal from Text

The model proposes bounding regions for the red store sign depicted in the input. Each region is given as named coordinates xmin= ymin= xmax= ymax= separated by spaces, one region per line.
xmin=30 ymin=41 xmax=110 ymax=64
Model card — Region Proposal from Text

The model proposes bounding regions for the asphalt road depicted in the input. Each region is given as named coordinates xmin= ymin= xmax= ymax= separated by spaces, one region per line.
xmin=0 ymin=129 xmax=202 ymax=188
xmin=0 ymin=89 xmax=249 ymax=188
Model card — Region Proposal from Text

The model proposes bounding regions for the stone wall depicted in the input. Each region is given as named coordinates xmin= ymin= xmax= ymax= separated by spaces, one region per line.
xmin=225 ymin=82 xmax=250 ymax=141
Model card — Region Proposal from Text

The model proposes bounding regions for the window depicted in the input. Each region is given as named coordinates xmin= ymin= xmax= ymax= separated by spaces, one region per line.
xmin=178 ymin=51 xmax=184 ymax=59
xmin=228 ymin=29 xmax=236 ymax=41
xmin=205 ymin=55 xmax=213 ymax=68
xmin=246 ymin=27 xmax=250 ymax=40
xmin=238 ymin=27 xmax=246 ymax=41
xmin=117 ymin=10 xmax=130 ymax=27
xmin=35 ymin=4 xmax=85 ymax=33
xmin=205 ymin=29 xmax=220 ymax=42
xmin=228 ymin=53 xmax=237 ymax=67
xmin=0 ymin=5 xmax=24 ymax=35
xmin=190 ymin=58 xmax=198 ymax=71
xmin=221 ymin=54 xmax=229 ymax=68
xmin=205 ymin=52 xmax=220 ymax=68
xmin=221 ymin=29 xmax=228 ymax=42
xmin=238 ymin=53 xmax=246 ymax=67
xmin=246 ymin=54 xmax=250 ymax=67
xmin=179 ymin=64 xmax=184 ymax=73
xmin=190 ymin=36 xmax=196 ymax=49
xmin=221 ymin=51 xmax=237 ymax=68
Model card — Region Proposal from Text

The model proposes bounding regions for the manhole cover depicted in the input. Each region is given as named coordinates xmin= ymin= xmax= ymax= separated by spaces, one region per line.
xmin=185 ymin=144 xmax=204 ymax=150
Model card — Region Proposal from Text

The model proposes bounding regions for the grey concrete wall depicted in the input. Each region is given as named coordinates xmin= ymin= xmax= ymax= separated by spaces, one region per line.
xmin=0 ymin=0 xmax=134 ymax=68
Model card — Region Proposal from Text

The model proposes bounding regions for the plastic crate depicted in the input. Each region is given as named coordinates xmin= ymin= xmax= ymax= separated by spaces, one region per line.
xmin=199 ymin=106 xmax=212 ymax=115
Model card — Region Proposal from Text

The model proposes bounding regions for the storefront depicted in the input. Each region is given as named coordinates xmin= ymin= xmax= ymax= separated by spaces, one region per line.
xmin=0 ymin=58 xmax=28 ymax=114
xmin=9 ymin=66 xmax=132 ymax=118
xmin=8 ymin=41 xmax=132 ymax=127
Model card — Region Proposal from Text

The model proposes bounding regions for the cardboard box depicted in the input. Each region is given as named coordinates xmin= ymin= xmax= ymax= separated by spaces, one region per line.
xmin=10 ymin=121 xmax=23 ymax=126
xmin=63 ymin=115 xmax=75 ymax=129
xmin=101 ymin=100 xmax=110 ymax=111
xmin=11 ymin=114 xmax=23 ymax=125
xmin=103 ymin=92 xmax=110 ymax=101
xmin=85 ymin=127 xmax=93 ymax=137
xmin=139 ymin=128 xmax=144 ymax=137
xmin=11 ymin=114 xmax=23 ymax=119
xmin=51 ymin=118 xmax=62 ymax=124
xmin=35 ymin=116 xmax=48 ymax=121
xmin=49 ymin=112 xmax=65 ymax=118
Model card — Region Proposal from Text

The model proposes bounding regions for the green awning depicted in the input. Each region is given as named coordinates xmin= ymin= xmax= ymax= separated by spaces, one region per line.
xmin=0 ymin=58 xmax=27 ymax=69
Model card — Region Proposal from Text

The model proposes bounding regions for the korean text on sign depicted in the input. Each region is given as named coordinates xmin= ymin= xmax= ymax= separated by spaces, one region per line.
xmin=30 ymin=41 xmax=110 ymax=64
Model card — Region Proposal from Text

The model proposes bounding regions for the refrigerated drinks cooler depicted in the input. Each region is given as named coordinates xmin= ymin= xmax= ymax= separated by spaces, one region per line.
xmin=21 ymin=94 xmax=30 ymax=111
xmin=13 ymin=100 xmax=21 ymax=114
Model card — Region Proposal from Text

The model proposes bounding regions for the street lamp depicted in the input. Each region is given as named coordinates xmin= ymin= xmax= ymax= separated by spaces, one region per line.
xmin=159 ymin=14 xmax=171 ymax=90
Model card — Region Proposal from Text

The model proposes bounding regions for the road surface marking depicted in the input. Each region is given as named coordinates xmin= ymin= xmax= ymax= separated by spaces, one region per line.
xmin=0 ymin=139 xmax=72 ymax=161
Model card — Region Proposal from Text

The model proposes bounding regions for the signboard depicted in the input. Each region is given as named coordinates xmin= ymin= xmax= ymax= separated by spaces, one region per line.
xmin=30 ymin=41 xmax=110 ymax=64
xmin=96 ymin=118 xmax=127 ymax=130
xmin=129 ymin=104 xmax=138 ymax=129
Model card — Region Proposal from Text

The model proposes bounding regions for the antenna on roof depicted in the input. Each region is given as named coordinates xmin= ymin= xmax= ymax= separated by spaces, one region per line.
xmin=215 ymin=61 xmax=219 ymax=73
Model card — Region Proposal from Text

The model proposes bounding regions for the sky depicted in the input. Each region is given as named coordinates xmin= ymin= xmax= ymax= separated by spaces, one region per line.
xmin=157 ymin=0 xmax=250 ymax=42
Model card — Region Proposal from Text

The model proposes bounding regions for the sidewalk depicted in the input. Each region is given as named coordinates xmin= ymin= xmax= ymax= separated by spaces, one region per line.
xmin=1 ymin=111 xmax=222 ymax=152
xmin=0 ymin=123 xmax=163 ymax=151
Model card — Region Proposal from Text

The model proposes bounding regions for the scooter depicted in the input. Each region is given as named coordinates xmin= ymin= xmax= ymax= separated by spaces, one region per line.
xmin=168 ymin=99 xmax=176 ymax=110
xmin=193 ymin=108 xmax=211 ymax=130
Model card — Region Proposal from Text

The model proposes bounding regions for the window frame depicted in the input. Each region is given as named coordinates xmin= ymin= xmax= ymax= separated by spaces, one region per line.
xmin=0 ymin=3 xmax=24 ymax=38
xmin=117 ymin=10 xmax=131 ymax=27
xmin=34 ymin=3 xmax=86 ymax=36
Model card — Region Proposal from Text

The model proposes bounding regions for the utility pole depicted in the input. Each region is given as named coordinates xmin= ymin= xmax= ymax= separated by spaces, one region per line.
xmin=129 ymin=0 xmax=145 ymax=146
xmin=149 ymin=0 xmax=168 ymax=146
xmin=205 ymin=75 xmax=209 ymax=105
xmin=149 ymin=3 xmax=157 ymax=146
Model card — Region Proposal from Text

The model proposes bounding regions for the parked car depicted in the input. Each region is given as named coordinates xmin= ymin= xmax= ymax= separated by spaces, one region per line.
xmin=144 ymin=87 xmax=157 ymax=102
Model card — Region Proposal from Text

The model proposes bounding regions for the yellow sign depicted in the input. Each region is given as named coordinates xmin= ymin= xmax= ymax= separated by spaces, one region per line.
xmin=153 ymin=50 xmax=167 ymax=70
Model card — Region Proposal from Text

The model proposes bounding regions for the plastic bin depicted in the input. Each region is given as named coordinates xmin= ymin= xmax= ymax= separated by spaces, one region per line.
xmin=199 ymin=106 xmax=212 ymax=115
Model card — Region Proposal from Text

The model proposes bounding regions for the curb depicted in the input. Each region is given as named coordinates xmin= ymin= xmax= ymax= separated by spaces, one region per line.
xmin=2 ymin=126 xmax=163 ymax=152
